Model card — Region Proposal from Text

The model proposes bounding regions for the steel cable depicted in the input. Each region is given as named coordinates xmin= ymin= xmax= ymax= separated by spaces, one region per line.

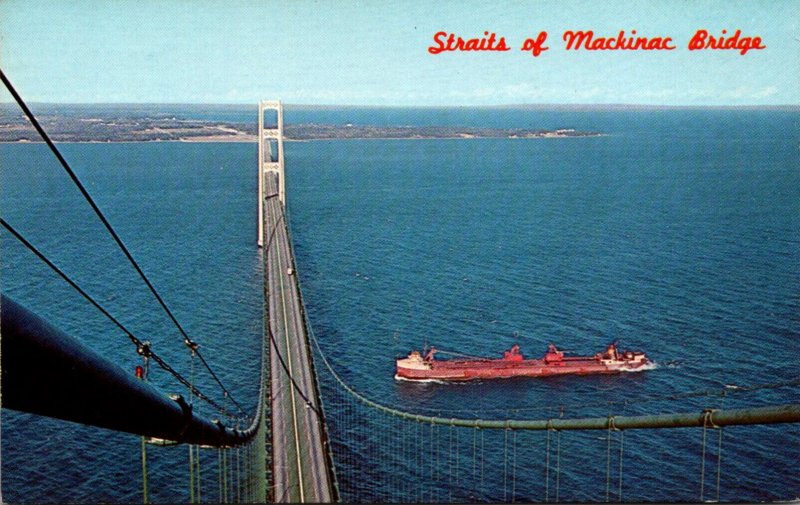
xmin=618 ymin=430 xmax=624 ymax=501
xmin=555 ymin=430 xmax=561 ymax=502
xmin=605 ymin=425 xmax=612 ymax=502
xmin=399 ymin=376 xmax=800 ymax=416
xmin=0 ymin=218 xmax=233 ymax=416
xmin=196 ymin=446 xmax=202 ymax=503
xmin=545 ymin=429 xmax=551 ymax=502
xmin=141 ymin=436 xmax=150 ymax=504
xmin=261 ymin=208 xmax=322 ymax=418
xmin=503 ymin=427 xmax=509 ymax=502
xmin=189 ymin=445 xmax=195 ymax=504
xmin=511 ymin=430 xmax=517 ymax=503
xmin=716 ymin=428 xmax=723 ymax=502
xmin=0 ymin=69 xmax=246 ymax=417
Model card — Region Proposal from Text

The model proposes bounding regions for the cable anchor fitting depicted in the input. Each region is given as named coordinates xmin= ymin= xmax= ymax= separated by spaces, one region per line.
xmin=137 ymin=340 xmax=152 ymax=358
xmin=702 ymin=408 xmax=720 ymax=429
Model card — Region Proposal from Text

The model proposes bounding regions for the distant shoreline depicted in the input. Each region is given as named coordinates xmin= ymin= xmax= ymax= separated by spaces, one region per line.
xmin=0 ymin=134 xmax=606 ymax=145
xmin=0 ymin=114 xmax=602 ymax=143
xmin=3 ymin=102 xmax=799 ymax=110
xmin=2 ymin=102 xmax=796 ymax=143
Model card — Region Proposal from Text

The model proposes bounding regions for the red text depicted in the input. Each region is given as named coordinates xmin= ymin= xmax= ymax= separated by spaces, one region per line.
xmin=688 ymin=29 xmax=765 ymax=55
xmin=520 ymin=31 xmax=549 ymax=57
xmin=562 ymin=30 xmax=676 ymax=51
xmin=428 ymin=31 xmax=511 ymax=54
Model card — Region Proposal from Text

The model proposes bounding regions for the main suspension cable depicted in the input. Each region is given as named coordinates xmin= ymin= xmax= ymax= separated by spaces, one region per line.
xmin=398 ymin=376 xmax=800 ymax=417
xmin=0 ymin=68 xmax=244 ymax=416
xmin=262 ymin=202 xmax=322 ymax=418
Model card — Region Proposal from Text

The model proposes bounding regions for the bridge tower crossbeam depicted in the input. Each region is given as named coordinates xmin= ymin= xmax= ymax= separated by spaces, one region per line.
xmin=258 ymin=100 xmax=285 ymax=247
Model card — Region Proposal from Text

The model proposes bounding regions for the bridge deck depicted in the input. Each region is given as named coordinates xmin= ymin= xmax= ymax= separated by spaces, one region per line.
xmin=264 ymin=171 xmax=334 ymax=503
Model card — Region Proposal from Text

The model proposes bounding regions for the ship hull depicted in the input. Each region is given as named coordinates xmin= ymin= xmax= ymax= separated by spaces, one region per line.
xmin=395 ymin=348 xmax=653 ymax=382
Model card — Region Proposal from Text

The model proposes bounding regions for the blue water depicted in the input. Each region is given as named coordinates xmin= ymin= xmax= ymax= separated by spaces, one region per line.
xmin=1 ymin=106 xmax=799 ymax=503
xmin=1 ymin=141 xmax=264 ymax=503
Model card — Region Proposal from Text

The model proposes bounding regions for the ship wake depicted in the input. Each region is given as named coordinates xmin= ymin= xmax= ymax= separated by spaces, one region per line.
xmin=621 ymin=361 xmax=659 ymax=373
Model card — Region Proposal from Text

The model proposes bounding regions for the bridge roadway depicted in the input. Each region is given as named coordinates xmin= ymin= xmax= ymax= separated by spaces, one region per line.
xmin=264 ymin=171 xmax=334 ymax=503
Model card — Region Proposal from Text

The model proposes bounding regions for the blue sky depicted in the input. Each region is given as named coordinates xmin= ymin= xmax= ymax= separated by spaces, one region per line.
xmin=1 ymin=0 xmax=797 ymax=105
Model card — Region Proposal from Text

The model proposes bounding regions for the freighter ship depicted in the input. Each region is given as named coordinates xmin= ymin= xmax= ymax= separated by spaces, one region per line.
xmin=395 ymin=342 xmax=652 ymax=381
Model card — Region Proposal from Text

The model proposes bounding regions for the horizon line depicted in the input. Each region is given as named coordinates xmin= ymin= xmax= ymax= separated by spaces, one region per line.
xmin=2 ymin=101 xmax=799 ymax=110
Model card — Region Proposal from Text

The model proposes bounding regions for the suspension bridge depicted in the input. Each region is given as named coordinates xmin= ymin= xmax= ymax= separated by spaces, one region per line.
xmin=1 ymin=68 xmax=799 ymax=503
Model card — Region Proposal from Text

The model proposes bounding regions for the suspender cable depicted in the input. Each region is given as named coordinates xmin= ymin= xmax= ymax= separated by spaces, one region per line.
xmin=555 ymin=430 xmax=561 ymax=503
xmin=715 ymin=428 xmax=723 ymax=502
xmin=189 ymin=445 xmax=196 ymax=504
xmin=197 ymin=446 xmax=203 ymax=503
xmin=237 ymin=445 xmax=242 ymax=504
xmin=141 ymin=436 xmax=150 ymax=504
xmin=545 ymin=428 xmax=551 ymax=502
xmin=503 ymin=427 xmax=509 ymax=503
xmin=700 ymin=414 xmax=709 ymax=501
xmin=472 ymin=427 xmax=478 ymax=484
xmin=417 ymin=423 xmax=430 ymax=503
xmin=431 ymin=423 xmax=437 ymax=502
xmin=0 ymin=68 xmax=245 ymax=417
xmin=480 ymin=428 xmax=485 ymax=491
xmin=511 ymin=429 xmax=517 ymax=503
xmin=606 ymin=425 xmax=612 ymax=502
xmin=218 ymin=449 xmax=223 ymax=504
xmin=223 ymin=449 xmax=229 ymax=503
xmin=449 ymin=423 xmax=454 ymax=503
xmin=454 ymin=423 xmax=460 ymax=487
xmin=618 ymin=430 xmax=625 ymax=501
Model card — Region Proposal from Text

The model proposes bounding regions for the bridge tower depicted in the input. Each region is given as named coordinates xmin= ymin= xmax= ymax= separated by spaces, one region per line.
xmin=258 ymin=100 xmax=285 ymax=247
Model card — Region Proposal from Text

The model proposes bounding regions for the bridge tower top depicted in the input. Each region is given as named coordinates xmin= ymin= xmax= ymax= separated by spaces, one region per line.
xmin=257 ymin=100 xmax=285 ymax=247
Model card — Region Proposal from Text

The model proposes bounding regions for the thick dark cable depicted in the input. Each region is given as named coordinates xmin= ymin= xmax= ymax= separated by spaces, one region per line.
xmin=262 ymin=209 xmax=322 ymax=418
xmin=0 ymin=218 xmax=232 ymax=417
xmin=0 ymin=69 xmax=244 ymax=416
xmin=267 ymin=323 xmax=321 ymax=418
